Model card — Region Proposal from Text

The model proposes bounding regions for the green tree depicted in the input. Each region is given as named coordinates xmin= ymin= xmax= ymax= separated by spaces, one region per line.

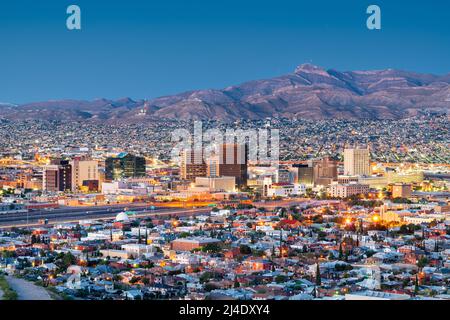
xmin=275 ymin=275 xmax=287 ymax=283
xmin=417 ymin=257 xmax=428 ymax=269
xmin=201 ymin=243 xmax=221 ymax=253
xmin=414 ymin=274 xmax=419 ymax=296
xmin=57 ymin=252 xmax=77 ymax=270
xmin=315 ymin=262 xmax=321 ymax=286
xmin=199 ymin=271 xmax=214 ymax=283
xmin=239 ymin=245 xmax=252 ymax=255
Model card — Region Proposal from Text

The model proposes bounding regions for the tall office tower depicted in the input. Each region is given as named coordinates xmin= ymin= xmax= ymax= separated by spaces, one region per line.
xmin=344 ymin=147 xmax=371 ymax=176
xmin=105 ymin=152 xmax=146 ymax=181
xmin=180 ymin=148 xmax=207 ymax=181
xmin=43 ymin=159 xmax=72 ymax=192
xmin=312 ymin=157 xmax=338 ymax=186
xmin=70 ymin=158 xmax=99 ymax=192
xmin=206 ymin=154 xmax=220 ymax=178
xmin=292 ymin=164 xmax=314 ymax=186
xmin=217 ymin=143 xmax=248 ymax=188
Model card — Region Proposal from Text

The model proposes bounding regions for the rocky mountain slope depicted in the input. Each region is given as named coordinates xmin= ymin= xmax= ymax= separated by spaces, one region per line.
xmin=1 ymin=64 xmax=449 ymax=122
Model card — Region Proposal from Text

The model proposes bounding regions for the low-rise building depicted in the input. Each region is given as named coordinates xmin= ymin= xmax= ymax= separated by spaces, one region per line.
xmin=171 ymin=237 xmax=222 ymax=252
xmin=329 ymin=183 xmax=369 ymax=198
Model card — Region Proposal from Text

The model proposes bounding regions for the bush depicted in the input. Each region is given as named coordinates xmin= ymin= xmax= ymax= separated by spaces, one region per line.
xmin=204 ymin=283 xmax=219 ymax=292
xmin=275 ymin=275 xmax=287 ymax=283
xmin=201 ymin=243 xmax=222 ymax=253
xmin=239 ymin=245 xmax=252 ymax=255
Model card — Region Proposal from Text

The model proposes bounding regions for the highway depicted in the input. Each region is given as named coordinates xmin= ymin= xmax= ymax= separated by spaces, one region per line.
xmin=0 ymin=198 xmax=312 ymax=229
xmin=0 ymin=204 xmax=211 ymax=229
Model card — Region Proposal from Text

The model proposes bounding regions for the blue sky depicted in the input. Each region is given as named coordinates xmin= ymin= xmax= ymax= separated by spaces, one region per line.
xmin=0 ymin=0 xmax=449 ymax=104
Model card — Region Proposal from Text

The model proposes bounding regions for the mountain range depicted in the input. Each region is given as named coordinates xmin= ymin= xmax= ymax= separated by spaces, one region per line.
xmin=1 ymin=64 xmax=450 ymax=122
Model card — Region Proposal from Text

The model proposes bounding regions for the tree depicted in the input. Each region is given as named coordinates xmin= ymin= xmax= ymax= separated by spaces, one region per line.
xmin=145 ymin=227 xmax=148 ymax=245
xmin=204 ymin=283 xmax=219 ymax=292
xmin=279 ymin=228 xmax=283 ymax=257
xmin=239 ymin=245 xmax=252 ymax=255
xmin=275 ymin=275 xmax=287 ymax=283
xmin=199 ymin=271 xmax=214 ymax=283
xmin=57 ymin=252 xmax=77 ymax=270
xmin=315 ymin=262 xmax=321 ymax=286
xmin=202 ymin=243 xmax=221 ymax=253
xmin=278 ymin=207 xmax=287 ymax=218
xmin=146 ymin=222 xmax=154 ymax=229
xmin=417 ymin=257 xmax=428 ymax=269
xmin=338 ymin=242 xmax=344 ymax=260
xmin=1 ymin=251 xmax=16 ymax=259
xmin=414 ymin=274 xmax=419 ymax=296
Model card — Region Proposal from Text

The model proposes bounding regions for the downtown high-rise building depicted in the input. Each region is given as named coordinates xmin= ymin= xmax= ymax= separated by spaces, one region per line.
xmin=292 ymin=164 xmax=314 ymax=186
xmin=42 ymin=159 xmax=72 ymax=192
xmin=291 ymin=157 xmax=337 ymax=187
xmin=216 ymin=143 xmax=248 ymax=188
xmin=312 ymin=157 xmax=338 ymax=186
xmin=344 ymin=147 xmax=371 ymax=176
xmin=105 ymin=153 xmax=146 ymax=181
xmin=180 ymin=148 xmax=207 ymax=181
xmin=70 ymin=157 xmax=99 ymax=192
xmin=206 ymin=154 xmax=220 ymax=178
xmin=182 ymin=143 xmax=248 ymax=187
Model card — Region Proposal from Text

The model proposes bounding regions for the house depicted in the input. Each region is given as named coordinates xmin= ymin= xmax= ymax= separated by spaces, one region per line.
xmin=171 ymin=237 xmax=222 ymax=251
xmin=40 ymin=262 xmax=58 ymax=272
xmin=123 ymin=289 xmax=143 ymax=300
xmin=242 ymin=257 xmax=272 ymax=271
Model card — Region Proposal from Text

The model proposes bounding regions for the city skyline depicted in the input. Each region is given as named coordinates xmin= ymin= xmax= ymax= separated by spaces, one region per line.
xmin=0 ymin=0 xmax=449 ymax=305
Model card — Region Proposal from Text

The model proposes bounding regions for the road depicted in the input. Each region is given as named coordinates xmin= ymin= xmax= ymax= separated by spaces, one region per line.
xmin=6 ymin=276 xmax=52 ymax=300
xmin=0 ymin=198 xmax=311 ymax=229
xmin=0 ymin=205 xmax=211 ymax=229
xmin=0 ymin=203 xmax=155 ymax=224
